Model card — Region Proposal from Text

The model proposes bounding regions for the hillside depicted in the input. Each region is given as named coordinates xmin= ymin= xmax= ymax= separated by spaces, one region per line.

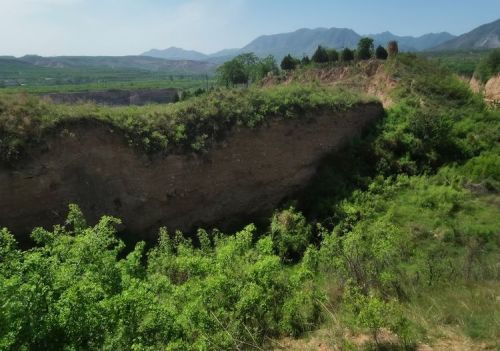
xmin=433 ymin=18 xmax=500 ymax=50
xmin=240 ymin=27 xmax=360 ymax=59
xmin=0 ymin=56 xmax=499 ymax=350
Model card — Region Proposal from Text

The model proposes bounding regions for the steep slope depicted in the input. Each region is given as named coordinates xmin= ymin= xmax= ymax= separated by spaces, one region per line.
xmin=0 ymin=104 xmax=382 ymax=241
xmin=433 ymin=18 xmax=500 ymax=50
xmin=0 ymin=86 xmax=381 ymax=240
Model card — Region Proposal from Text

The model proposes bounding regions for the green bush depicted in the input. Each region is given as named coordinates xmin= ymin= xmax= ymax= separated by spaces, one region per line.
xmin=341 ymin=48 xmax=355 ymax=62
xmin=270 ymin=207 xmax=312 ymax=261
xmin=475 ymin=48 xmax=500 ymax=82
xmin=312 ymin=45 xmax=329 ymax=63
xmin=0 ymin=206 xmax=321 ymax=350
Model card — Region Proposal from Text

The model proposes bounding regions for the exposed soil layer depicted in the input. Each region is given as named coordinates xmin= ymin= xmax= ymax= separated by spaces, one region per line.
xmin=42 ymin=88 xmax=179 ymax=106
xmin=484 ymin=74 xmax=500 ymax=101
xmin=262 ymin=60 xmax=396 ymax=107
xmin=0 ymin=102 xmax=383 ymax=241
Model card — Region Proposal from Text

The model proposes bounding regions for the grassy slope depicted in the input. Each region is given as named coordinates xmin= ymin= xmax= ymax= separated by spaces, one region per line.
xmin=293 ymin=55 xmax=500 ymax=349
xmin=0 ymin=55 xmax=499 ymax=350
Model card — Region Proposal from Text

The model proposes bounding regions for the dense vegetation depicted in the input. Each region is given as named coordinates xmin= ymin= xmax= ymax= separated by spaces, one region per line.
xmin=475 ymin=48 xmax=500 ymax=82
xmin=216 ymin=53 xmax=279 ymax=87
xmin=1 ymin=54 xmax=499 ymax=350
xmin=0 ymin=84 xmax=369 ymax=163
xmin=419 ymin=49 xmax=492 ymax=77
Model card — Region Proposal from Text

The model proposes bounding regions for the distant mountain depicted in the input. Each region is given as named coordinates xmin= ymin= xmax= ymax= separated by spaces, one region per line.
xmin=370 ymin=32 xmax=456 ymax=51
xmin=141 ymin=47 xmax=208 ymax=61
xmin=143 ymin=27 xmax=457 ymax=63
xmin=239 ymin=27 xmax=361 ymax=59
xmin=17 ymin=55 xmax=217 ymax=74
xmin=433 ymin=18 xmax=500 ymax=50
xmin=209 ymin=48 xmax=241 ymax=58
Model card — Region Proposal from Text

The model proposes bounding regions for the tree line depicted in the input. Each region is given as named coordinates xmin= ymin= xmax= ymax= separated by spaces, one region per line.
xmin=217 ymin=38 xmax=399 ymax=86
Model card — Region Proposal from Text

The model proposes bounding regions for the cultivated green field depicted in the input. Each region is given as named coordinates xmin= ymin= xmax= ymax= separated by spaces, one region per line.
xmin=0 ymin=55 xmax=215 ymax=94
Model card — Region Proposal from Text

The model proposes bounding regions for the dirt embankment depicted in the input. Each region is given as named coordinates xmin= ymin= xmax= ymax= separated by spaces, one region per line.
xmin=468 ymin=75 xmax=500 ymax=102
xmin=484 ymin=75 xmax=500 ymax=101
xmin=42 ymin=88 xmax=179 ymax=106
xmin=262 ymin=61 xmax=397 ymax=108
xmin=0 ymin=103 xmax=383 ymax=242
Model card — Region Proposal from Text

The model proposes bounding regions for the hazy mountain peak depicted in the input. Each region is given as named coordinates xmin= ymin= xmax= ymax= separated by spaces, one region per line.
xmin=142 ymin=47 xmax=208 ymax=61
xmin=433 ymin=18 xmax=500 ymax=50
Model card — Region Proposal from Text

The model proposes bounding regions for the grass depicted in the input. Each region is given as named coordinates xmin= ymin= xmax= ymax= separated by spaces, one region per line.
xmin=406 ymin=281 xmax=500 ymax=345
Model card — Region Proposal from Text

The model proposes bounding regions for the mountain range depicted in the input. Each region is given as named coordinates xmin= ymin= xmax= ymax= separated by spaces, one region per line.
xmin=433 ymin=18 xmax=500 ymax=50
xmin=142 ymin=18 xmax=500 ymax=62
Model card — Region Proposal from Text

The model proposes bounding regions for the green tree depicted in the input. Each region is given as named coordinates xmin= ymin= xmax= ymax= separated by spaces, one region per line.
xmin=253 ymin=55 xmax=279 ymax=80
xmin=216 ymin=58 xmax=248 ymax=87
xmin=375 ymin=45 xmax=388 ymax=60
xmin=341 ymin=48 xmax=355 ymax=62
xmin=217 ymin=53 xmax=278 ymax=86
xmin=281 ymin=54 xmax=298 ymax=70
xmin=475 ymin=48 xmax=500 ymax=82
xmin=301 ymin=55 xmax=311 ymax=65
xmin=327 ymin=49 xmax=339 ymax=62
xmin=312 ymin=45 xmax=329 ymax=63
xmin=357 ymin=37 xmax=374 ymax=60
xmin=270 ymin=207 xmax=312 ymax=261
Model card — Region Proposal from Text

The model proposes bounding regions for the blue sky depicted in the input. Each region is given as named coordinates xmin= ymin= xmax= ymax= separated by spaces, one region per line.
xmin=0 ymin=0 xmax=499 ymax=56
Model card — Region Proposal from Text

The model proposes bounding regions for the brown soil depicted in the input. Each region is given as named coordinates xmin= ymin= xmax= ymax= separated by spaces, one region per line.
xmin=262 ymin=61 xmax=397 ymax=108
xmin=0 ymin=103 xmax=383 ymax=242
xmin=484 ymin=74 xmax=500 ymax=101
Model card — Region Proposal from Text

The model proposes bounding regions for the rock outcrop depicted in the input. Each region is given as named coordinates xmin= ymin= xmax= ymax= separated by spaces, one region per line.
xmin=0 ymin=102 xmax=383 ymax=242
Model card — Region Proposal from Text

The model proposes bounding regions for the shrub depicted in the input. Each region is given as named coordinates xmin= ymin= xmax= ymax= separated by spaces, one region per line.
xmin=357 ymin=37 xmax=374 ymax=60
xmin=0 ymin=205 xmax=321 ymax=350
xmin=327 ymin=49 xmax=339 ymax=62
xmin=475 ymin=48 xmax=500 ymax=82
xmin=341 ymin=48 xmax=355 ymax=62
xmin=281 ymin=54 xmax=299 ymax=70
xmin=270 ymin=207 xmax=312 ymax=261
xmin=312 ymin=45 xmax=329 ymax=63
xmin=375 ymin=45 xmax=388 ymax=60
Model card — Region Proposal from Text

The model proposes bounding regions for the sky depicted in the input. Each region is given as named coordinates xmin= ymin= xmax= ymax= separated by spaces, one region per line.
xmin=1 ymin=0 xmax=499 ymax=57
